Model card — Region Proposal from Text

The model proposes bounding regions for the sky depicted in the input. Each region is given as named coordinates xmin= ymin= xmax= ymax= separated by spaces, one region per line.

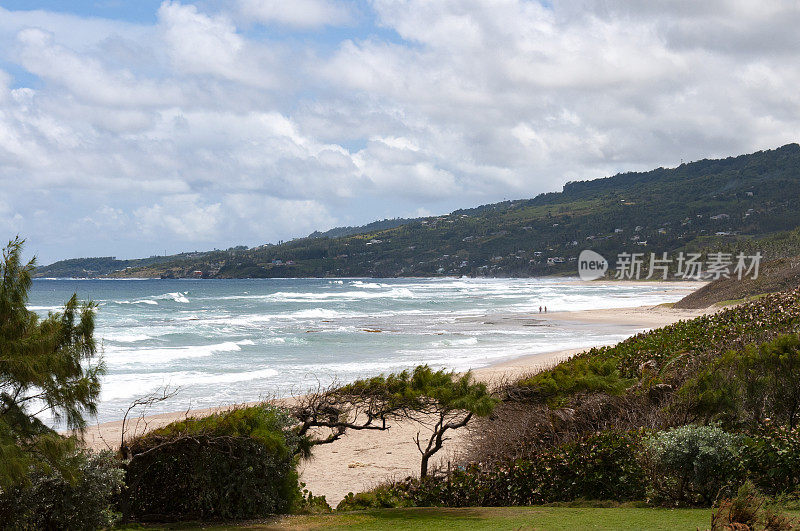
xmin=1 ymin=1 xmax=799 ymax=264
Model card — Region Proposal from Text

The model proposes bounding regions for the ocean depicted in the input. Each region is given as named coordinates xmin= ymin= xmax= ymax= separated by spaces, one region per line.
xmin=29 ymin=277 xmax=684 ymax=425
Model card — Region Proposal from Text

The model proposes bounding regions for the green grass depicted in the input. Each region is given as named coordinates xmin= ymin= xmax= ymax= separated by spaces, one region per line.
xmin=148 ymin=507 xmax=715 ymax=530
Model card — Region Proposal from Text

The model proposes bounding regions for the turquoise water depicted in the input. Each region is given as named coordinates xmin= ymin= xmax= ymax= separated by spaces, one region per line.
xmin=29 ymin=278 xmax=684 ymax=424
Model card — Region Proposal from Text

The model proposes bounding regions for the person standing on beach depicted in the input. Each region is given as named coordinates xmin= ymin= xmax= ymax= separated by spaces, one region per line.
xmin=539 ymin=305 xmax=542 ymax=313
xmin=544 ymin=306 xmax=547 ymax=313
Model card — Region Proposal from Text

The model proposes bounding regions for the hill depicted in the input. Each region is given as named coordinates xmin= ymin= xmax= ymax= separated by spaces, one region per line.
xmin=674 ymin=255 xmax=800 ymax=308
xmin=36 ymin=143 xmax=800 ymax=279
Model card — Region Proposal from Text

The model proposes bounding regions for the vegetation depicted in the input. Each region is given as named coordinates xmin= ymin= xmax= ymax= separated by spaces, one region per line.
xmin=123 ymin=405 xmax=308 ymax=521
xmin=0 ymin=237 xmax=103 ymax=487
xmin=338 ymin=430 xmax=648 ymax=509
xmin=641 ymin=425 xmax=742 ymax=506
xmin=36 ymin=143 xmax=800 ymax=279
xmin=681 ymin=334 xmax=800 ymax=429
xmin=295 ymin=366 xmax=496 ymax=477
xmin=0 ymin=451 xmax=124 ymax=530
xmin=710 ymin=482 xmax=798 ymax=531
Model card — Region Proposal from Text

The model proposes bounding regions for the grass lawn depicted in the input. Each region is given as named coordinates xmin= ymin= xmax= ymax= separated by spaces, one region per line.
xmin=178 ymin=507 xmax=715 ymax=530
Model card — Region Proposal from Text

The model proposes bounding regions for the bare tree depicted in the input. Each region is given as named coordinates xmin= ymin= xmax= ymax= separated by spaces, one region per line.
xmin=118 ymin=385 xmax=180 ymax=459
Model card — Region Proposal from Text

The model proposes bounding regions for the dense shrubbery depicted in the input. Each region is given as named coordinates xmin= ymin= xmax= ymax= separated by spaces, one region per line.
xmin=505 ymin=289 xmax=800 ymax=416
xmin=514 ymin=357 xmax=632 ymax=406
xmin=710 ymin=482 xmax=797 ymax=531
xmin=680 ymin=334 xmax=800 ymax=429
xmin=641 ymin=424 xmax=743 ymax=505
xmin=339 ymin=430 xmax=647 ymax=509
xmin=0 ymin=451 xmax=124 ymax=530
xmin=123 ymin=405 xmax=308 ymax=521
xmin=742 ymin=426 xmax=800 ymax=497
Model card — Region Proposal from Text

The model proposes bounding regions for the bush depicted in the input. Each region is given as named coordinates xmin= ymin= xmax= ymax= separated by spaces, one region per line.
xmin=0 ymin=451 xmax=124 ymax=530
xmin=337 ymin=486 xmax=414 ymax=511
xmin=513 ymin=356 xmax=633 ymax=406
xmin=710 ymin=481 xmax=797 ymax=531
xmin=340 ymin=430 xmax=647 ymax=509
xmin=295 ymin=484 xmax=333 ymax=514
xmin=742 ymin=425 xmax=800 ymax=497
xmin=680 ymin=334 xmax=800 ymax=429
xmin=123 ymin=404 xmax=307 ymax=521
xmin=642 ymin=424 xmax=743 ymax=506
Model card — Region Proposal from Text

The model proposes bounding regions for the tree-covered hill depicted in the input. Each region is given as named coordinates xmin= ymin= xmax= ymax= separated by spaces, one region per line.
xmin=35 ymin=143 xmax=800 ymax=279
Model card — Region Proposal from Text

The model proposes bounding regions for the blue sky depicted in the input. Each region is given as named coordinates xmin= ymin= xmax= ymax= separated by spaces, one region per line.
xmin=1 ymin=1 xmax=799 ymax=263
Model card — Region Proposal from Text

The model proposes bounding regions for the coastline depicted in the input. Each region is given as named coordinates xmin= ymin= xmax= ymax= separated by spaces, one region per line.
xmin=75 ymin=298 xmax=715 ymax=506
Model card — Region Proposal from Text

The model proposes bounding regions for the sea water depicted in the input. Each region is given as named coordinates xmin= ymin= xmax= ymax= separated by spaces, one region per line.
xmin=28 ymin=277 xmax=684 ymax=424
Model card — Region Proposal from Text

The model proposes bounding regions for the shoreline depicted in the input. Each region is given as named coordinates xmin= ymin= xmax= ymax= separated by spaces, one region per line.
xmin=75 ymin=299 xmax=715 ymax=506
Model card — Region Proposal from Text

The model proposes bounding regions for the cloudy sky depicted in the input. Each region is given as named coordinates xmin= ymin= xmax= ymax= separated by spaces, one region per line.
xmin=1 ymin=0 xmax=799 ymax=263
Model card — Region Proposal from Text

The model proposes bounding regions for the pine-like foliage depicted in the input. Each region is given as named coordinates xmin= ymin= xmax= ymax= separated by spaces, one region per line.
xmin=0 ymin=237 xmax=103 ymax=487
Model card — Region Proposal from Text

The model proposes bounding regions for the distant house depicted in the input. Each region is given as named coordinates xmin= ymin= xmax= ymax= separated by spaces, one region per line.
xmin=635 ymin=226 xmax=643 ymax=232
xmin=710 ymin=214 xmax=730 ymax=220
xmin=614 ymin=228 xmax=624 ymax=233
xmin=636 ymin=240 xmax=648 ymax=246
xmin=192 ymin=270 xmax=203 ymax=278
xmin=746 ymin=191 xmax=754 ymax=197
xmin=658 ymin=228 xmax=667 ymax=234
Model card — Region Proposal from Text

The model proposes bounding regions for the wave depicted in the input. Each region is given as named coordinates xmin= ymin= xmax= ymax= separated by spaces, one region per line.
xmin=105 ymin=341 xmax=243 ymax=366
xmin=213 ymin=288 xmax=416 ymax=302
xmin=100 ymin=367 xmax=279 ymax=400
xmin=154 ymin=292 xmax=190 ymax=303
xmin=102 ymin=332 xmax=151 ymax=343
xmin=27 ymin=305 xmax=63 ymax=312
xmin=263 ymin=336 xmax=307 ymax=345
xmin=430 ymin=336 xmax=479 ymax=347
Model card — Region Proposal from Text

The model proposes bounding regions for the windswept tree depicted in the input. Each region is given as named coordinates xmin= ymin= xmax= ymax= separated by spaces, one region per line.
xmin=0 ymin=237 xmax=103 ymax=487
xmin=294 ymin=365 xmax=497 ymax=478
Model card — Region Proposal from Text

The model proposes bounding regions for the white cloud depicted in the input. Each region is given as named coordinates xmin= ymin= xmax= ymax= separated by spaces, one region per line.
xmin=2 ymin=0 xmax=800 ymax=262
xmin=237 ymin=0 xmax=352 ymax=29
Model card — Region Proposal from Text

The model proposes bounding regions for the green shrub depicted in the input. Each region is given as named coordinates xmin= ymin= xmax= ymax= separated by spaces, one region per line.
xmin=123 ymin=404 xmax=307 ymax=521
xmin=680 ymin=334 xmax=800 ymax=429
xmin=337 ymin=486 xmax=413 ymax=511
xmin=642 ymin=424 xmax=743 ymax=506
xmin=0 ymin=451 xmax=124 ymax=530
xmin=514 ymin=356 xmax=633 ymax=406
xmin=710 ymin=481 xmax=797 ymax=531
xmin=295 ymin=484 xmax=333 ymax=514
xmin=341 ymin=430 xmax=647 ymax=509
xmin=742 ymin=425 xmax=800 ymax=497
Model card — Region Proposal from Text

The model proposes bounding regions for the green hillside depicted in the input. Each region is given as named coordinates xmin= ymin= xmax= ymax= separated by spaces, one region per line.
xmin=36 ymin=143 xmax=800 ymax=279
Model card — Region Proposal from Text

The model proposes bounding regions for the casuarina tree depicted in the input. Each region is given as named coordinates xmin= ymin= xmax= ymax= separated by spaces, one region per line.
xmin=0 ymin=236 xmax=104 ymax=487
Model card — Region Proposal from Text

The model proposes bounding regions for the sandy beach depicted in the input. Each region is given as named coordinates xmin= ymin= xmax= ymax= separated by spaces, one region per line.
xmin=75 ymin=298 xmax=716 ymax=506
